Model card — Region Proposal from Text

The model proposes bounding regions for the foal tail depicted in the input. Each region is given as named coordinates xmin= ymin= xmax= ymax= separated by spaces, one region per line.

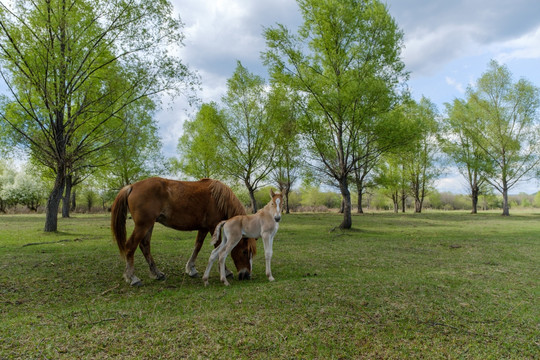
xmin=212 ymin=220 xmax=227 ymax=246
xmin=111 ymin=185 xmax=132 ymax=258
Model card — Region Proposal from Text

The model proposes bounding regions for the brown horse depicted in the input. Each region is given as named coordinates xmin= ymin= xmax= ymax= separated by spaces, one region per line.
xmin=111 ymin=177 xmax=256 ymax=286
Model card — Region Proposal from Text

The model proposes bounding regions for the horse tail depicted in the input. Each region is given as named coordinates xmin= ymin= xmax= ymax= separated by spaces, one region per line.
xmin=111 ymin=185 xmax=132 ymax=258
xmin=212 ymin=220 xmax=227 ymax=246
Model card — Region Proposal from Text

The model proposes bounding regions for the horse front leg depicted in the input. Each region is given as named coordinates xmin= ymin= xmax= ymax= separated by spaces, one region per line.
xmin=185 ymin=230 xmax=208 ymax=278
xmin=262 ymin=233 xmax=275 ymax=282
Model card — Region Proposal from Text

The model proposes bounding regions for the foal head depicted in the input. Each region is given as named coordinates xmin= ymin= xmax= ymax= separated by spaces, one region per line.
xmin=269 ymin=189 xmax=283 ymax=222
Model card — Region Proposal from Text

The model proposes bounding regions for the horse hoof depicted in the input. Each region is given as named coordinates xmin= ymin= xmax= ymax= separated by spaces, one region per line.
xmin=268 ymin=276 xmax=275 ymax=282
xmin=131 ymin=279 xmax=143 ymax=287
xmin=188 ymin=271 xmax=200 ymax=278
xmin=155 ymin=273 xmax=166 ymax=281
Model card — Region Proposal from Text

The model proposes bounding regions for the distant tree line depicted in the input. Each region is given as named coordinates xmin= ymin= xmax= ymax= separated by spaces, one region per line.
xmin=2 ymin=161 xmax=539 ymax=214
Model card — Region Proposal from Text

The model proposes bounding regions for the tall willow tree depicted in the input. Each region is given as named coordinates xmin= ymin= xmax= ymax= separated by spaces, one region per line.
xmin=213 ymin=61 xmax=279 ymax=213
xmin=464 ymin=60 xmax=540 ymax=216
xmin=264 ymin=0 xmax=407 ymax=228
xmin=441 ymin=99 xmax=492 ymax=214
xmin=0 ymin=0 xmax=195 ymax=231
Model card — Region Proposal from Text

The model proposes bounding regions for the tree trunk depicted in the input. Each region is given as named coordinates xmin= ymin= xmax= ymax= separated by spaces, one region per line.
xmin=414 ymin=198 xmax=422 ymax=213
xmin=339 ymin=177 xmax=352 ymax=229
xmin=392 ymin=192 xmax=399 ymax=213
xmin=471 ymin=183 xmax=479 ymax=214
xmin=44 ymin=168 xmax=65 ymax=232
xmin=284 ymin=185 xmax=291 ymax=214
xmin=245 ymin=181 xmax=257 ymax=213
xmin=401 ymin=189 xmax=406 ymax=213
xmin=355 ymin=175 xmax=364 ymax=214
xmin=502 ymin=187 xmax=510 ymax=216
xmin=357 ymin=190 xmax=364 ymax=214
xmin=71 ymin=189 xmax=76 ymax=212
xmin=62 ymin=174 xmax=72 ymax=218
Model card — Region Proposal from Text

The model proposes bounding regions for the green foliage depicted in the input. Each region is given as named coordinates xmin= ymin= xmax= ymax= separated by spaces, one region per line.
xmin=173 ymin=102 xmax=223 ymax=180
xmin=99 ymin=98 xmax=166 ymax=190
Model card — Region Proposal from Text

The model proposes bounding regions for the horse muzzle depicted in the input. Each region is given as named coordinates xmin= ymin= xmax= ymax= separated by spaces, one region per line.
xmin=238 ymin=269 xmax=251 ymax=280
xmin=274 ymin=216 xmax=281 ymax=222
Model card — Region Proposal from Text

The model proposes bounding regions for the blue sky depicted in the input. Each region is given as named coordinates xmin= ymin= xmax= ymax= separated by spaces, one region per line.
xmin=145 ymin=1 xmax=540 ymax=194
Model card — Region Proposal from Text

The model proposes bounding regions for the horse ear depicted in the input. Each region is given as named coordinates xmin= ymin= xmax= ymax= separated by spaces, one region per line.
xmin=270 ymin=188 xmax=275 ymax=198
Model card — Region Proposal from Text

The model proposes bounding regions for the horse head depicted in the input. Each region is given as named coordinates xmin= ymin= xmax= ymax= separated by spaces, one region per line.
xmin=269 ymin=189 xmax=283 ymax=223
xmin=231 ymin=237 xmax=257 ymax=280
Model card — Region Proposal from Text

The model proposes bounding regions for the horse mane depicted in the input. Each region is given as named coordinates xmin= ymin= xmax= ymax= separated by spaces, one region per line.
xmin=209 ymin=179 xmax=257 ymax=256
xmin=208 ymin=179 xmax=246 ymax=218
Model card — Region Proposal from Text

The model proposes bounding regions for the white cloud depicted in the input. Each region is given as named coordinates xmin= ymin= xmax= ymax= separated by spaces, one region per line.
xmin=445 ymin=76 xmax=465 ymax=93
xmin=495 ymin=25 xmax=540 ymax=62
xmin=388 ymin=0 xmax=540 ymax=77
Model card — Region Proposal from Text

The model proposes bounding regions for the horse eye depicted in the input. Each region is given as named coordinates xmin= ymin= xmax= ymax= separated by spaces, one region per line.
xmin=243 ymin=250 xmax=248 ymax=255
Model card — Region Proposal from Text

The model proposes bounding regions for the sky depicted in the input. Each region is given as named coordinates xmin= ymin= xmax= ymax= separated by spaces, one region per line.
xmin=160 ymin=0 xmax=540 ymax=194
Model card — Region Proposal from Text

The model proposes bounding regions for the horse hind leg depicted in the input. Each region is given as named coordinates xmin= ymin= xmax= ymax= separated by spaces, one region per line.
xmin=218 ymin=232 xmax=243 ymax=286
xmin=202 ymin=240 xmax=224 ymax=286
xmin=202 ymin=228 xmax=231 ymax=286
xmin=123 ymin=223 xmax=153 ymax=286
xmin=139 ymin=225 xmax=165 ymax=281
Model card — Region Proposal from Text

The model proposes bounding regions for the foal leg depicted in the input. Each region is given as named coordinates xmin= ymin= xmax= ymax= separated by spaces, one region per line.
xmin=262 ymin=233 xmax=275 ymax=282
xmin=218 ymin=235 xmax=243 ymax=286
xmin=139 ymin=226 xmax=165 ymax=281
xmin=202 ymin=241 xmax=224 ymax=286
xmin=185 ymin=230 xmax=207 ymax=278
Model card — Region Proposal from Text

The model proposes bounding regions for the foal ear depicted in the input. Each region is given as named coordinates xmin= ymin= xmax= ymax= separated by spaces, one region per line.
xmin=270 ymin=188 xmax=275 ymax=198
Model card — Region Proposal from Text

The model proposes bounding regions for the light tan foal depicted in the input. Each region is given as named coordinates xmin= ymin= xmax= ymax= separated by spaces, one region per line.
xmin=203 ymin=189 xmax=283 ymax=286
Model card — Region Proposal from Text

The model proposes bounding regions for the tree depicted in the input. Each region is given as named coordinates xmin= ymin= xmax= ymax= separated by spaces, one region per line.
xmin=0 ymin=0 xmax=195 ymax=231
xmin=0 ymin=161 xmax=47 ymax=211
xmin=0 ymin=159 xmax=17 ymax=212
xmin=441 ymin=98 xmax=492 ymax=213
xmin=403 ymin=97 xmax=440 ymax=213
xmin=264 ymin=0 xmax=407 ymax=228
xmin=267 ymin=84 xmax=302 ymax=214
xmin=374 ymin=154 xmax=403 ymax=213
xmin=465 ymin=60 xmax=540 ymax=216
xmin=172 ymin=102 xmax=224 ymax=180
xmin=212 ymin=61 xmax=278 ymax=213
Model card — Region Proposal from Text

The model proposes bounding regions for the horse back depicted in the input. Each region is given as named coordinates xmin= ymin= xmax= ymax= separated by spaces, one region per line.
xmin=128 ymin=177 xmax=228 ymax=231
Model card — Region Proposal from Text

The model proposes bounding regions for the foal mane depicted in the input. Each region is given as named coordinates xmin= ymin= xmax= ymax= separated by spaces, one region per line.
xmin=208 ymin=179 xmax=246 ymax=218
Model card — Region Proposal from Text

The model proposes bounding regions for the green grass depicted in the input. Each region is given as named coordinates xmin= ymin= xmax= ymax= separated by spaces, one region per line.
xmin=0 ymin=211 xmax=538 ymax=359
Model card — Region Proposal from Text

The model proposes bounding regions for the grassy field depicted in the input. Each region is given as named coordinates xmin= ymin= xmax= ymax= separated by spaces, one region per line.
xmin=0 ymin=211 xmax=538 ymax=359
